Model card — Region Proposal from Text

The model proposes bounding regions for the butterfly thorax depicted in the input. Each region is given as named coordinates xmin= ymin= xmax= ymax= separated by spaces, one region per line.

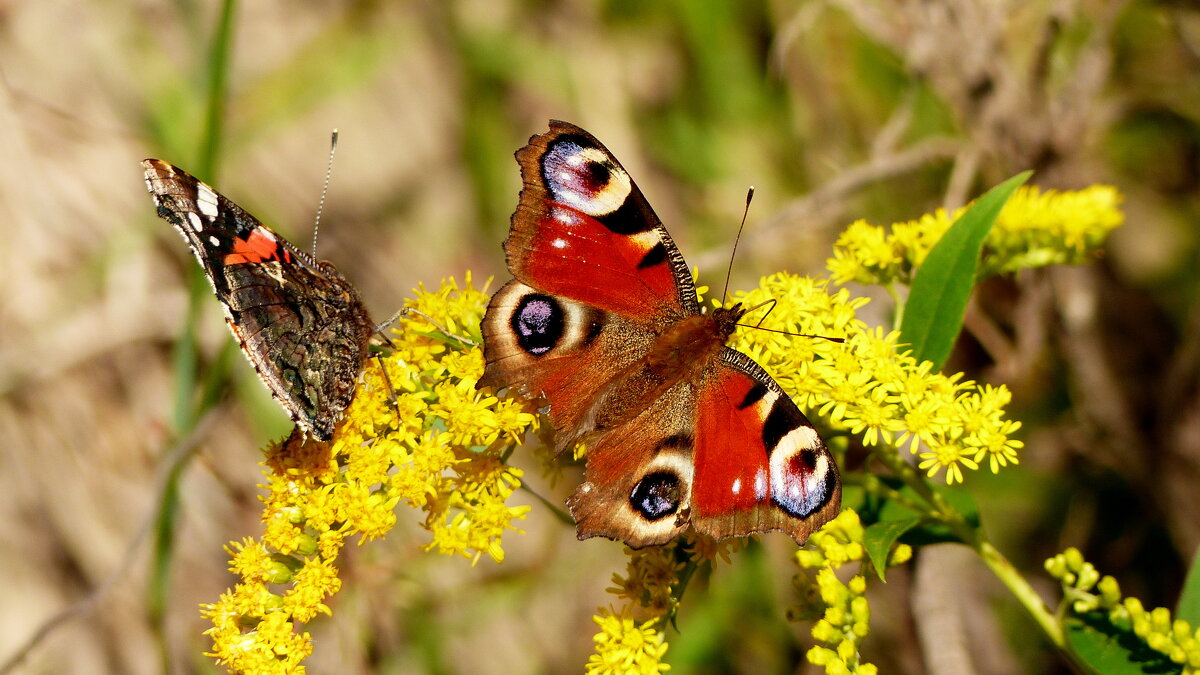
xmin=590 ymin=304 xmax=747 ymax=436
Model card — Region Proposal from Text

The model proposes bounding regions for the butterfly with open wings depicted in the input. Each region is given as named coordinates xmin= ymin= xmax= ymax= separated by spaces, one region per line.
xmin=143 ymin=159 xmax=374 ymax=441
xmin=477 ymin=121 xmax=841 ymax=548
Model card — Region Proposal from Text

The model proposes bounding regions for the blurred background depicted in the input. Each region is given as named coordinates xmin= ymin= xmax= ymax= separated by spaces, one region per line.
xmin=2 ymin=1 xmax=1198 ymax=673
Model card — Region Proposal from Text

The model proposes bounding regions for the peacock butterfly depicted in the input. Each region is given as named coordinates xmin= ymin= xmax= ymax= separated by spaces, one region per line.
xmin=476 ymin=120 xmax=841 ymax=548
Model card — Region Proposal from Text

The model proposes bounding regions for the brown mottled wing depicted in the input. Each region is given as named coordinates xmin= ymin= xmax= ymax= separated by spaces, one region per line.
xmin=142 ymin=159 xmax=374 ymax=440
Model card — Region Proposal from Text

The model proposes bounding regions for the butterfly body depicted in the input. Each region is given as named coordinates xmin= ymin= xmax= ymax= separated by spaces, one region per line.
xmin=479 ymin=121 xmax=840 ymax=548
xmin=142 ymin=159 xmax=373 ymax=440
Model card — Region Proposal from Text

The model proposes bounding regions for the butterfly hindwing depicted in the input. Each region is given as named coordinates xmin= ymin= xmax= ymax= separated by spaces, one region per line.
xmin=567 ymin=382 xmax=696 ymax=547
xmin=143 ymin=159 xmax=374 ymax=440
xmin=478 ymin=279 xmax=662 ymax=449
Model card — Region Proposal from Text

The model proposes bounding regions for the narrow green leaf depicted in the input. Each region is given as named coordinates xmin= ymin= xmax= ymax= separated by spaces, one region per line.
xmin=1176 ymin=544 xmax=1200 ymax=625
xmin=900 ymin=171 xmax=1032 ymax=368
xmin=864 ymin=517 xmax=921 ymax=580
xmin=1063 ymin=615 xmax=1178 ymax=675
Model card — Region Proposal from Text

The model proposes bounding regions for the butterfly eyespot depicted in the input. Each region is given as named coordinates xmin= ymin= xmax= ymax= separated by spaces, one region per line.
xmin=541 ymin=138 xmax=632 ymax=219
xmin=511 ymin=293 xmax=565 ymax=356
xmin=629 ymin=471 xmax=683 ymax=521
xmin=769 ymin=427 xmax=834 ymax=518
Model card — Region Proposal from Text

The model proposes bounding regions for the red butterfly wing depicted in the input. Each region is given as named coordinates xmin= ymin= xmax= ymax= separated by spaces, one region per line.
xmin=690 ymin=349 xmax=840 ymax=543
xmin=506 ymin=120 xmax=698 ymax=323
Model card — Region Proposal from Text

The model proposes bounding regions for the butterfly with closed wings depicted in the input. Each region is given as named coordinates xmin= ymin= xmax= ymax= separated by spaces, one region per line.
xmin=143 ymin=159 xmax=375 ymax=441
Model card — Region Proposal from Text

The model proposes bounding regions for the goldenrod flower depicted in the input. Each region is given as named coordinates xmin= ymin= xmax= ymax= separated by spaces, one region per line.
xmin=792 ymin=510 xmax=907 ymax=675
xmin=605 ymin=544 xmax=685 ymax=617
xmin=827 ymin=185 xmax=1123 ymax=285
xmin=203 ymin=274 xmax=538 ymax=672
xmin=729 ymin=273 xmax=1021 ymax=484
xmin=586 ymin=607 xmax=671 ymax=675
xmin=1046 ymin=547 xmax=1200 ymax=673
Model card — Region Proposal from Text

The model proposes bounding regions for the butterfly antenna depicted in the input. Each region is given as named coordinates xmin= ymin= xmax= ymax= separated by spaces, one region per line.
xmin=721 ymin=187 xmax=754 ymax=305
xmin=312 ymin=129 xmax=339 ymax=259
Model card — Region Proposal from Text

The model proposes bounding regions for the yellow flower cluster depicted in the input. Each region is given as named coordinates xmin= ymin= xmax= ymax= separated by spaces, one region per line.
xmin=727 ymin=273 xmax=1022 ymax=484
xmin=826 ymin=185 xmax=1123 ymax=286
xmin=791 ymin=510 xmax=911 ymax=675
xmin=589 ymin=535 xmax=743 ymax=672
xmin=202 ymin=274 xmax=538 ymax=673
xmin=1046 ymin=547 xmax=1200 ymax=673
xmin=586 ymin=607 xmax=671 ymax=675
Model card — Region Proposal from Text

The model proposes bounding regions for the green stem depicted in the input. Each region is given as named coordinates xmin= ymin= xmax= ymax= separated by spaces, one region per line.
xmin=867 ymin=446 xmax=1064 ymax=649
xmin=885 ymin=282 xmax=906 ymax=332
xmin=518 ymin=483 xmax=573 ymax=526
xmin=976 ymin=540 xmax=1064 ymax=648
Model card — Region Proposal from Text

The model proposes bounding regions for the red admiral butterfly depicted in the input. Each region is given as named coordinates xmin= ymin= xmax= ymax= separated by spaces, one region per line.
xmin=477 ymin=121 xmax=841 ymax=548
xmin=143 ymin=159 xmax=374 ymax=441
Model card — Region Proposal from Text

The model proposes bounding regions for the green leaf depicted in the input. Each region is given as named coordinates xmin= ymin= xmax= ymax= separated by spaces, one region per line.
xmin=900 ymin=172 xmax=1032 ymax=368
xmin=1176 ymin=544 xmax=1200 ymax=625
xmin=863 ymin=517 xmax=921 ymax=580
xmin=1063 ymin=615 xmax=1179 ymax=675
xmin=867 ymin=481 xmax=980 ymax=546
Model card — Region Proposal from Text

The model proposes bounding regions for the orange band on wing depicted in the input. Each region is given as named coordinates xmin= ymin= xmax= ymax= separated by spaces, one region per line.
xmin=224 ymin=228 xmax=290 ymax=265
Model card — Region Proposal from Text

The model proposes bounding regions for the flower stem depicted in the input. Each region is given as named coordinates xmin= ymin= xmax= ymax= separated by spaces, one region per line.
xmin=886 ymin=282 xmax=905 ymax=331
xmin=869 ymin=445 xmax=1064 ymax=649
xmin=974 ymin=540 xmax=1064 ymax=648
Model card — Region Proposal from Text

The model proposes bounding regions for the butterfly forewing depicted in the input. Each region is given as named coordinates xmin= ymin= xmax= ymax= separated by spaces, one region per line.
xmin=508 ymin=120 xmax=699 ymax=322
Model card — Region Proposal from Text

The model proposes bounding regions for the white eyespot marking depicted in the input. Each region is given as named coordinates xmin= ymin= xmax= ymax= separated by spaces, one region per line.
xmin=208 ymin=235 xmax=221 ymax=247
xmin=552 ymin=238 xmax=568 ymax=249
xmin=731 ymin=477 xmax=742 ymax=495
xmin=769 ymin=425 xmax=830 ymax=518
xmin=543 ymin=141 xmax=632 ymax=218
xmin=196 ymin=183 xmax=220 ymax=218
xmin=485 ymin=281 xmax=599 ymax=365
xmin=186 ymin=212 xmax=205 ymax=232
xmin=626 ymin=448 xmax=694 ymax=525
xmin=755 ymin=467 xmax=768 ymax=500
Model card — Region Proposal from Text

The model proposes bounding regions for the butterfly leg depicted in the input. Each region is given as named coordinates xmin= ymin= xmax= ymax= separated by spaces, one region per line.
xmin=379 ymin=306 xmax=478 ymax=347
xmin=371 ymin=352 xmax=401 ymax=416
xmin=741 ymin=298 xmax=777 ymax=329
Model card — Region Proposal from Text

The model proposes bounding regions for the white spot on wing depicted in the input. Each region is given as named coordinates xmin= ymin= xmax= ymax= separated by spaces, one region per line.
xmin=731 ymin=478 xmax=742 ymax=495
xmin=208 ymin=235 xmax=221 ymax=247
xmin=196 ymin=183 xmax=220 ymax=218
xmin=552 ymin=238 xmax=567 ymax=249
xmin=187 ymin=212 xmax=204 ymax=232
